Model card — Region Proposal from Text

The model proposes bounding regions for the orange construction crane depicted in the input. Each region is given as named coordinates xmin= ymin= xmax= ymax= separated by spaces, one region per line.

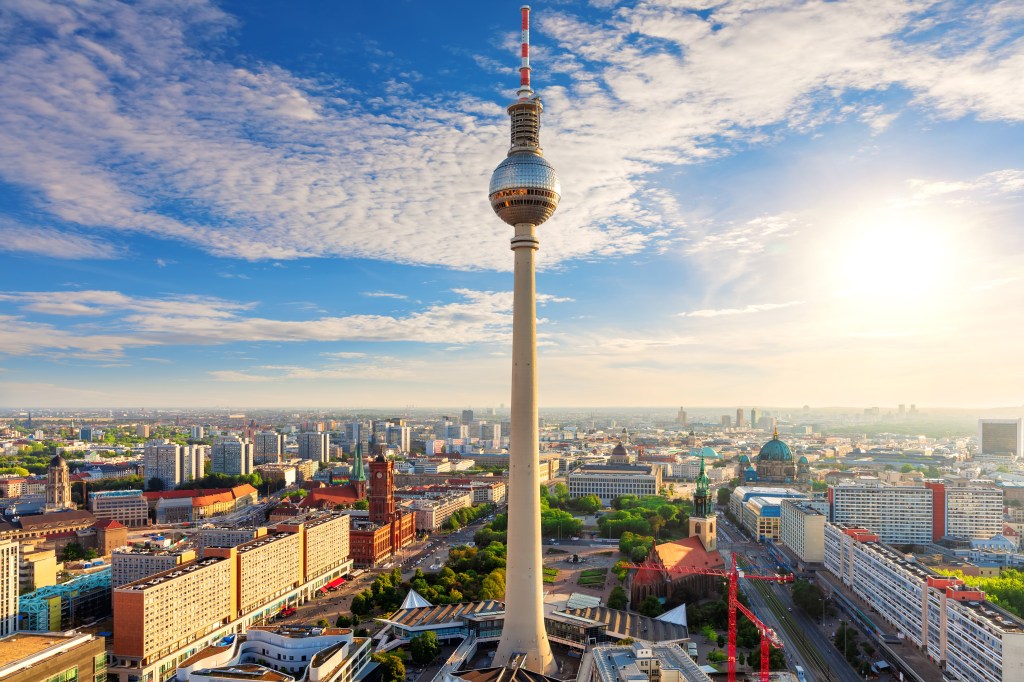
xmin=625 ymin=554 xmax=793 ymax=682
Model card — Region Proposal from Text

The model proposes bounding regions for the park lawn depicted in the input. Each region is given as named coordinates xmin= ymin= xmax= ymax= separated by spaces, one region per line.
xmin=543 ymin=567 xmax=559 ymax=584
xmin=579 ymin=568 xmax=608 ymax=578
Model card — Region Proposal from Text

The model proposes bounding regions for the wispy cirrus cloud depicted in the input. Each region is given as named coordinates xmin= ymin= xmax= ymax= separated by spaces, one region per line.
xmin=362 ymin=292 xmax=408 ymax=300
xmin=0 ymin=287 xmax=573 ymax=358
xmin=0 ymin=223 xmax=121 ymax=260
xmin=680 ymin=301 xmax=804 ymax=318
xmin=0 ymin=1 xmax=1021 ymax=274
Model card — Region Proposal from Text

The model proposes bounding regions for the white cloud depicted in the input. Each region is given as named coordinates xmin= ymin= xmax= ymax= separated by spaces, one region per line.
xmin=0 ymin=287 xmax=572 ymax=357
xmin=362 ymin=292 xmax=408 ymax=300
xmin=0 ymin=1 xmax=1019 ymax=273
xmin=0 ymin=223 xmax=120 ymax=259
xmin=680 ymin=301 xmax=804 ymax=318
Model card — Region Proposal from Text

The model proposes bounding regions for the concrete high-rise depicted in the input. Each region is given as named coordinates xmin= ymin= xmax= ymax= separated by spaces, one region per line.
xmin=254 ymin=431 xmax=284 ymax=464
xmin=211 ymin=437 xmax=253 ymax=476
xmin=488 ymin=6 xmax=559 ymax=674
xmin=298 ymin=431 xmax=330 ymax=464
xmin=144 ymin=439 xmax=181 ymax=490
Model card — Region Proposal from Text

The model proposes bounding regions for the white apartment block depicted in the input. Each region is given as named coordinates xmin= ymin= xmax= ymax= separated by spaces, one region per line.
xmin=144 ymin=439 xmax=181 ymax=490
xmin=824 ymin=523 xmax=1024 ymax=681
xmin=179 ymin=444 xmax=208 ymax=484
xmin=0 ymin=539 xmax=17 ymax=637
xmin=211 ymin=437 xmax=253 ymax=476
xmin=830 ymin=482 xmax=933 ymax=544
xmin=945 ymin=486 xmax=1003 ymax=540
xmin=780 ymin=498 xmax=825 ymax=563
xmin=568 ymin=463 xmax=662 ymax=504
xmin=297 ymin=432 xmax=330 ymax=464
xmin=254 ymin=431 xmax=284 ymax=465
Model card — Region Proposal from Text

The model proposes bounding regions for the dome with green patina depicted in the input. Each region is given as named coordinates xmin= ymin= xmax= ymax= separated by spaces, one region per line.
xmin=758 ymin=431 xmax=793 ymax=462
xmin=699 ymin=446 xmax=720 ymax=459
xmin=798 ymin=455 xmax=809 ymax=465
xmin=738 ymin=454 xmax=751 ymax=465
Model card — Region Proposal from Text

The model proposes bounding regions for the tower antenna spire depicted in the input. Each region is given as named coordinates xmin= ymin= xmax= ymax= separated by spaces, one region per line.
xmin=518 ymin=5 xmax=533 ymax=99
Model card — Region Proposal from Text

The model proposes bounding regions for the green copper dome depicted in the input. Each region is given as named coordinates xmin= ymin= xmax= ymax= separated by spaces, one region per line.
xmin=758 ymin=430 xmax=793 ymax=462
xmin=798 ymin=455 xmax=809 ymax=465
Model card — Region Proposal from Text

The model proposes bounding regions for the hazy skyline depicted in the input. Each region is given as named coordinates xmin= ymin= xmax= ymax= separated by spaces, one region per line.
xmin=1 ymin=1 xmax=1022 ymax=408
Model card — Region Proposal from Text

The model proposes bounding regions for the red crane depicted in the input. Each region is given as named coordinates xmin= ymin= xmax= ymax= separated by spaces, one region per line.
xmin=625 ymin=554 xmax=793 ymax=682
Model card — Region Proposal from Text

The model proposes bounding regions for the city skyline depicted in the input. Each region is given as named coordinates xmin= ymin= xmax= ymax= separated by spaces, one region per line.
xmin=1 ymin=1 xmax=1023 ymax=408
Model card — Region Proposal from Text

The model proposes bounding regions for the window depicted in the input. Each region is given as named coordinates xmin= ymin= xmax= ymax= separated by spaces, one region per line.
xmin=46 ymin=668 xmax=78 ymax=682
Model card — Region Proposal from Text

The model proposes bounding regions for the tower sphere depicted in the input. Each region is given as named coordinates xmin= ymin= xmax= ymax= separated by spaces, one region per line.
xmin=489 ymin=152 xmax=561 ymax=227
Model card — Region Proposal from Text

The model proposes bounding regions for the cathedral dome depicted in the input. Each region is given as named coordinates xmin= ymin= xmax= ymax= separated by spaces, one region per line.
xmin=798 ymin=455 xmax=809 ymax=465
xmin=611 ymin=442 xmax=628 ymax=458
xmin=758 ymin=432 xmax=793 ymax=462
xmin=738 ymin=454 xmax=750 ymax=465
xmin=698 ymin=446 xmax=719 ymax=459
xmin=49 ymin=454 xmax=67 ymax=468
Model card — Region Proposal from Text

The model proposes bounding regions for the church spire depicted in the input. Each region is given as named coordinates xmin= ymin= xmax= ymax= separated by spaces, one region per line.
xmin=352 ymin=442 xmax=366 ymax=482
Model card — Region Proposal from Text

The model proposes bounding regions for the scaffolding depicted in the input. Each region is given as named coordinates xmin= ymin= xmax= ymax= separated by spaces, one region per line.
xmin=19 ymin=567 xmax=111 ymax=631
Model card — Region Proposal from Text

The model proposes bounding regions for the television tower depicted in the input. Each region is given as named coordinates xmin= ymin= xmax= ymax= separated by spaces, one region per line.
xmin=488 ymin=6 xmax=560 ymax=675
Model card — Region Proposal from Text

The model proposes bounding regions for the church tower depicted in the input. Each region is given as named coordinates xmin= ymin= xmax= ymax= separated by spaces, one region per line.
xmin=46 ymin=455 xmax=72 ymax=511
xmin=351 ymin=443 xmax=367 ymax=499
xmin=689 ymin=455 xmax=716 ymax=552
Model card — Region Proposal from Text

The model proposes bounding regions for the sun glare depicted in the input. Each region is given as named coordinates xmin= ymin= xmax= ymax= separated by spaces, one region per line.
xmin=833 ymin=210 xmax=955 ymax=302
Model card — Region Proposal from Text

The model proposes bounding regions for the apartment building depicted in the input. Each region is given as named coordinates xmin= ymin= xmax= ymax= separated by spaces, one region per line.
xmin=0 ymin=540 xmax=17 ymax=638
xmin=568 ymin=462 xmax=662 ymax=504
xmin=112 ymin=545 xmax=197 ymax=587
xmin=830 ymin=481 xmax=933 ymax=544
xmin=780 ymin=498 xmax=825 ymax=563
xmin=406 ymin=491 xmax=473 ymax=531
xmin=211 ymin=437 xmax=253 ymax=476
xmin=254 ymin=431 xmax=285 ymax=465
xmin=196 ymin=527 xmax=262 ymax=556
xmin=298 ymin=432 xmax=330 ymax=464
xmin=824 ymin=523 xmax=1024 ymax=681
xmin=90 ymin=489 xmax=150 ymax=527
xmin=18 ymin=547 xmax=56 ymax=592
xmin=144 ymin=439 xmax=181 ymax=490
xmin=110 ymin=514 xmax=355 ymax=682
xmin=113 ymin=557 xmax=235 ymax=670
xmin=945 ymin=486 xmax=1004 ymax=541
xmin=207 ymin=531 xmax=303 ymax=618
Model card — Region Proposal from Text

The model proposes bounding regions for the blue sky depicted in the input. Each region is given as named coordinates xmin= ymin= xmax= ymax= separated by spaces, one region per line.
xmin=0 ymin=0 xmax=1022 ymax=408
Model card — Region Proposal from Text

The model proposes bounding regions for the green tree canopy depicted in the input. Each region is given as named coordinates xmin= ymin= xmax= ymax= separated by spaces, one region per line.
xmin=410 ymin=631 xmax=440 ymax=664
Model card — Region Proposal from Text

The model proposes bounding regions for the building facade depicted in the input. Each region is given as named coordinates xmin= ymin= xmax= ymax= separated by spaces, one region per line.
xmin=211 ymin=437 xmax=254 ymax=476
xmin=567 ymin=463 xmax=662 ymax=504
xmin=780 ymin=499 xmax=825 ymax=563
xmin=298 ymin=432 xmax=330 ymax=464
xmin=825 ymin=523 xmax=1024 ymax=681
xmin=0 ymin=632 xmax=106 ymax=682
xmin=45 ymin=455 xmax=72 ymax=511
xmin=90 ymin=489 xmax=150 ymax=527
xmin=254 ymin=431 xmax=285 ymax=465
xmin=830 ymin=481 xmax=934 ymax=545
xmin=144 ymin=439 xmax=182 ymax=490
xmin=0 ymin=540 xmax=16 ymax=638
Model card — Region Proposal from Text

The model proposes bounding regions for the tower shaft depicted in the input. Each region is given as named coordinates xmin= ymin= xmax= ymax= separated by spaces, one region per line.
xmin=492 ymin=222 xmax=555 ymax=674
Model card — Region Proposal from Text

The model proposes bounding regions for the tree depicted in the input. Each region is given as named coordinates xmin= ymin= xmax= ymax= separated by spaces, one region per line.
xmin=316 ymin=618 xmax=330 ymax=628
xmin=638 ymin=595 xmax=663 ymax=617
xmin=372 ymin=653 xmax=406 ymax=682
xmin=147 ymin=477 xmax=165 ymax=492
xmin=900 ymin=463 xmax=915 ymax=473
xmin=570 ymin=494 xmax=602 ymax=514
xmin=353 ymin=499 xmax=369 ymax=510
xmin=410 ymin=631 xmax=440 ymax=664
xmin=60 ymin=542 xmax=86 ymax=562
xmin=351 ymin=593 xmax=371 ymax=616
xmin=608 ymin=586 xmax=628 ymax=610
xmin=716 ymin=487 xmax=732 ymax=505
xmin=336 ymin=615 xmax=351 ymax=628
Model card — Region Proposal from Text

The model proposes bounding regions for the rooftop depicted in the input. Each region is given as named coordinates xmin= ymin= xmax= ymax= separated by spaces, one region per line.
xmin=382 ymin=600 xmax=504 ymax=629
xmin=117 ymin=556 xmax=225 ymax=591
xmin=192 ymin=664 xmax=293 ymax=681
xmin=0 ymin=632 xmax=92 ymax=669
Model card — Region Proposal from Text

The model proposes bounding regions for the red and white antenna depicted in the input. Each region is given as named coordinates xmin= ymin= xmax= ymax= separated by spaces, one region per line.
xmin=517 ymin=5 xmax=533 ymax=99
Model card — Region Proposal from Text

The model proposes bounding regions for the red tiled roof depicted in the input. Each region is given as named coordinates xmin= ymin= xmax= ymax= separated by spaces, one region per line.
xmin=634 ymin=537 xmax=724 ymax=585
xmin=299 ymin=485 xmax=361 ymax=508
xmin=93 ymin=519 xmax=126 ymax=529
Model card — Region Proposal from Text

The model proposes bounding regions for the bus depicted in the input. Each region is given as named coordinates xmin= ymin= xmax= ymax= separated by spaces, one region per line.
xmin=794 ymin=665 xmax=807 ymax=682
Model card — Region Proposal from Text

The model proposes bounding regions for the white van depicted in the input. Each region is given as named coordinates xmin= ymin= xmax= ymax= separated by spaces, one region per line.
xmin=686 ymin=643 xmax=698 ymax=659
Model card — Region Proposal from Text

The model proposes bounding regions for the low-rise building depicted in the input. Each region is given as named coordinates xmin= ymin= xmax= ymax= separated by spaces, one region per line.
xmin=584 ymin=641 xmax=712 ymax=682
xmin=568 ymin=462 xmax=662 ymax=504
xmin=89 ymin=489 xmax=150 ymax=527
xmin=0 ymin=632 xmax=106 ymax=682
